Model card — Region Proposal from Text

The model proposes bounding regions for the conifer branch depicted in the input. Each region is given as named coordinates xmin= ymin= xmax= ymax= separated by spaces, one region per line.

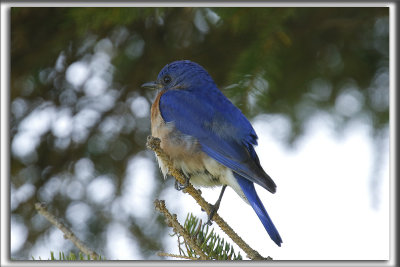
xmin=157 ymin=252 xmax=199 ymax=260
xmin=154 ymin=199 xmax=208 ymax=260
xmin=147 ymin=135 xmax=270 ymax=260
xmin=182 ymin=213 xmax=243 ymax=260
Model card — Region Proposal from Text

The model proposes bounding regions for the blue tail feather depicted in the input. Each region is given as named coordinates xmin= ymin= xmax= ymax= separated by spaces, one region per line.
xmin=234 ymin=173 xmax=282 ymax=247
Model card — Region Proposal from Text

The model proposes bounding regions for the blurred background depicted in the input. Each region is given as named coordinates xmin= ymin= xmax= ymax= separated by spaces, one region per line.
xmin=10 ymin=7 xmax=389 ymax=260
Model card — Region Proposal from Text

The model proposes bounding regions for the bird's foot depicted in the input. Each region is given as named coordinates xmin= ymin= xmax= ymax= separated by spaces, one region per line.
xmin=205 ymin=185 xmax=227 ymax=225
xmin=206 ymin=203 xmax=219 ymax=226
xmin=174 ymin=175 xmax=189 ymax=191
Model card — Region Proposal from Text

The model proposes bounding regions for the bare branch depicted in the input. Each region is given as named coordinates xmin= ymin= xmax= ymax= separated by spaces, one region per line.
xmin=157 ymin=252 xmax=200 ymax=260
xmin=35 ymin=202 xmax=99 ymax=260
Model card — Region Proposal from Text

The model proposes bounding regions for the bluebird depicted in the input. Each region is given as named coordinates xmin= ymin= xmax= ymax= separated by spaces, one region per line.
xmin=142 ymin=60 xmax=282 ymax=246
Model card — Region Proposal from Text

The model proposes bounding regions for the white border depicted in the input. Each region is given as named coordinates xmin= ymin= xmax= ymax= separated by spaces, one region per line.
xmin=0 ymin=1 xmax=394 ymax=7
xmin=388 ymin=3 xmax=396 ymax=267
xmin=1 ymin=2 xmax=10 ymax=266
xmin=1 ymin=2 xmax=396 ymax=267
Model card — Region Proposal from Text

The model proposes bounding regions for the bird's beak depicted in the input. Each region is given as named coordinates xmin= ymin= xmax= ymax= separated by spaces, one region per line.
xmin=141 ymin=81 xmax=161 ymax=90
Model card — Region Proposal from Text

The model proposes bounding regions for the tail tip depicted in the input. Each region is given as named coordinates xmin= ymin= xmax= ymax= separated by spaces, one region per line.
xmin=273 ymin=235 xmax=283 ymax=247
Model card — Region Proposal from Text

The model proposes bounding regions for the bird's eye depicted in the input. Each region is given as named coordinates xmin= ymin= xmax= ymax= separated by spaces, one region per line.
xmin=163 ymin=75 xmax=171 ymax=84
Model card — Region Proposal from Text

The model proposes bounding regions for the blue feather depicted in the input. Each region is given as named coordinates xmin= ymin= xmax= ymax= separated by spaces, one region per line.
xmin=160 ymin=89 xmax=277 ymax=193
xmin=234 ymin=173 xmax=282 ymax=247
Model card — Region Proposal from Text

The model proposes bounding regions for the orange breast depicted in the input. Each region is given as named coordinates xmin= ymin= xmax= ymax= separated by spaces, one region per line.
xmin=150 ymin=90 xmax=203 ymax=163
xmin=150 ymin=91 xmax=226 ymax=188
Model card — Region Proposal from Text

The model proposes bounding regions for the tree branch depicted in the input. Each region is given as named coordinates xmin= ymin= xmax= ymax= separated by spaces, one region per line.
xmin=35 ymin=202 xmax=99 ymax=260
xmin=157 ymin=252 xmax=200 ymax=260
xmin=154 ymin=199 xmax=207 ymax=260
xmin=146 ymin=136 xmax=270 ymax=260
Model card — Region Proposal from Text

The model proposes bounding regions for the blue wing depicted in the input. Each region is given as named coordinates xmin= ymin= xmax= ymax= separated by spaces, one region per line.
xmin=159 ymin=88 xmax=276 ymax=193
xmin=234 ymin=173 xmax=282 ymax=246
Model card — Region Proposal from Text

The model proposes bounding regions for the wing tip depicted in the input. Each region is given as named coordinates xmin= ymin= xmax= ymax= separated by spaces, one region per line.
xmin=264 ymin=173 xmax=277 ymax=194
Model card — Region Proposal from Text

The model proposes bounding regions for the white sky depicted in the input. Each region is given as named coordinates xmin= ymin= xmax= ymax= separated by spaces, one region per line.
xmin=7 ymin=110 xmax=389 ymax=261
xmin=162 ymin=114 xmax=389 ymax=260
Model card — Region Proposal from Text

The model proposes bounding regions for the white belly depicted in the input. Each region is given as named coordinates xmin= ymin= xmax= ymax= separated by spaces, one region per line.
xmin=155 ymin=152 xmax=249 ymax=204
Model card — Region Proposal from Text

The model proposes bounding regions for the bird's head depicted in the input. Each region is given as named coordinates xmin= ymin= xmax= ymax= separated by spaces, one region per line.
xmin=142 ymin=60 xmax=215 ymax=91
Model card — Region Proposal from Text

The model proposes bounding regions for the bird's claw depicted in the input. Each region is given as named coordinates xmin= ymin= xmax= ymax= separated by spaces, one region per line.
xmin=205 ymin=185 xmax=226 ymax=225
xmin=174 ymin=176 xmax=189 ymax=191
xmin=206 ymin=204 xmax=218 ymax=226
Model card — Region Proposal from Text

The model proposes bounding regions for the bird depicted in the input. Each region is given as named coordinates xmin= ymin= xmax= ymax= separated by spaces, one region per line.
xmin=142 ymin=60 xmax=282 ymax=247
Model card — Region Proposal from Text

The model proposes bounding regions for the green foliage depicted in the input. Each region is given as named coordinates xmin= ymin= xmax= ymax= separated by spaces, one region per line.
xmin=31 ymin=251 xmax=105 ymax=260
xmin=65 ymin=7 xmax=160 ymax=35
xmin=176 ymin=213 xmax=242 ymax=260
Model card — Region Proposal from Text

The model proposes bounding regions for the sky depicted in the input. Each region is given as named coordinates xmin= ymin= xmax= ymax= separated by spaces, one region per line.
xmin=7 ymin=107 xmax=390 ymax=261
xmin=44 ymin=112 xmax=387 ymax=261
xmin=157 ymin=114 xmax=390 ymax=260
